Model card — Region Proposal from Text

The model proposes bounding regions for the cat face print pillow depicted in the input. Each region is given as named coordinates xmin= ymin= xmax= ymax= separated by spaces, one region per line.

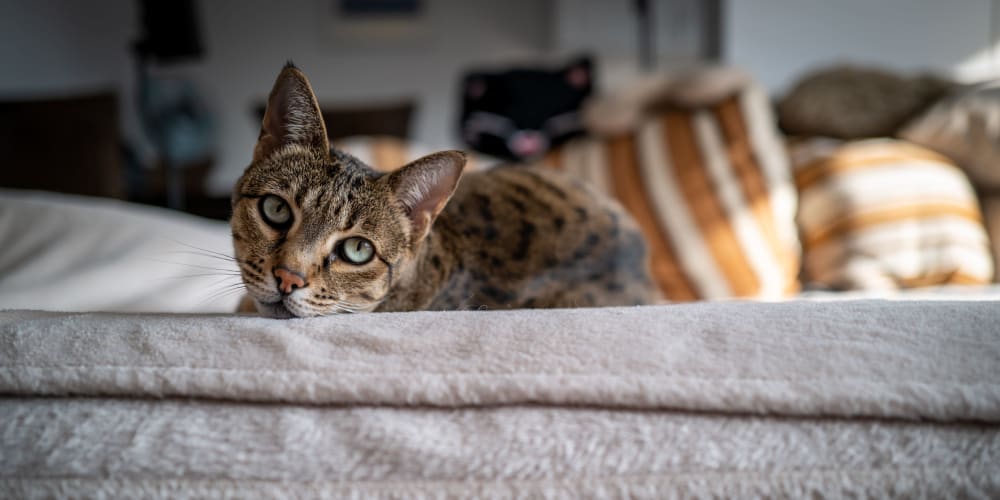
xmin=459 ymin=56 xmax=593 ymax=161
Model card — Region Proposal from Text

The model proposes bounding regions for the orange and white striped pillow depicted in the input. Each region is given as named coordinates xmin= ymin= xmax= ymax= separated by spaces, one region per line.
xmin=541 ymin=85 xmax=801 ymax=301
xmin=791 ymin=138 xmax=993 ymax=290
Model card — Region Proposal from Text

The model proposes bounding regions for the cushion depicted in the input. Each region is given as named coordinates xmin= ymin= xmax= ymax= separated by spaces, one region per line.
xmin=791 ymin=138 xmax=994 ymax=290
xmin=898 ymin=80 xmax=1000 ymax=190
xmin=543 ymin=68 xmax=801 ymax=301
xmin=777 ymin=65 xmax=953 ymax=139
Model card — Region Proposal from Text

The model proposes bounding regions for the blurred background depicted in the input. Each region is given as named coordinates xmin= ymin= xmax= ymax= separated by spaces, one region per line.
xmin=1 ymin=0 xmax=995 ymax=219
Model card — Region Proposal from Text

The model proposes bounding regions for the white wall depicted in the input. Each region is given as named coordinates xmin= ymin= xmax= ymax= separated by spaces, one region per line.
xmin=0 ymin=0 xmax=141 ymax=147
xmin=553 ymin=0 xmax=712 ymax=90
xmin=0 ymin=0 xmax=136 ymax=95
xmin=725 ymin=0 xmax=998 ymax=94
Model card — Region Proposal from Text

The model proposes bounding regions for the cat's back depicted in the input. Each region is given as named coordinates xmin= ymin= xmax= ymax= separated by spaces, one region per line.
xmin=434 ymin=165 xmax=659 ymax=308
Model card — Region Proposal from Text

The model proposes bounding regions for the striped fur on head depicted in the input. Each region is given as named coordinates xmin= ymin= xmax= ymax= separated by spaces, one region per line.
xmin=232 ymin=65 xmax=465 ymax=317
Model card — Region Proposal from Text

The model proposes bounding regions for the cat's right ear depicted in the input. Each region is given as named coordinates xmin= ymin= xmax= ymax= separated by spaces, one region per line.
xmin=387 ymin=151 xmax=467 ymax=244
xmin=254 ymin=63 xmax=330 ymax=163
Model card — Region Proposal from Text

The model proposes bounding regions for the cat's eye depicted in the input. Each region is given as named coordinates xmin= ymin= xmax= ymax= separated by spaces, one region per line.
xmin=337 ymin=237 xmax=375 ymax=265
xmin=259 ymin=195 xmax=292 ymax=227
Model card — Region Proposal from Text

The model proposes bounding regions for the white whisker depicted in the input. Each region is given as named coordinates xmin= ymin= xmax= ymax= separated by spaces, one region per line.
xmin=147 ymin=258 xmax=240 ymax=274
xmin=163 ymin=250 xmax=237 ymax=264
xmin=167 ymin=239 xmax=237 ymax=261
xmin=198 ymin=282 xmax=248 ymax=306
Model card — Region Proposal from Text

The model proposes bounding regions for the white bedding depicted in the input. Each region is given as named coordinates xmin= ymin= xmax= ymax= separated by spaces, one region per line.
xmin=0 ymin=189 xmax=242 ymax=313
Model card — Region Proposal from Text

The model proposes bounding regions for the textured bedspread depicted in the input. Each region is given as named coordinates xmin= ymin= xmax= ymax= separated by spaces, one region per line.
xmin=2 ymin=301 xmax=1000 ymax=498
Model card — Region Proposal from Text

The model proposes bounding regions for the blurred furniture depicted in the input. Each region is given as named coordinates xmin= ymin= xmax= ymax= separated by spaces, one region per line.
xmin=133 ymin=0 xmax=207 ymax=211
xmin=0 ymin=92 xmax=123 ymax=199
xmin=127 ymin=157 xmax=231 ymax=220
xmin=254 ymin=99 xmax=415 ymax=141
xmin=0 ymin=91 xmax=230 ymax=221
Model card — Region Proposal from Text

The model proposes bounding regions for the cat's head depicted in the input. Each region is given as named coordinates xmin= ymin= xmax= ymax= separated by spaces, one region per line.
xmin=460 ymin=56 xmax=592 ymax=161
xmin=232 ymin=63 xmax=466 ymax=318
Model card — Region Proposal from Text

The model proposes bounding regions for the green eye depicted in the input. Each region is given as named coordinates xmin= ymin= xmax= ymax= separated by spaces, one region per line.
xmin=260 ymin=195 xmax=291 ymax=227
xmin=337 ymin=237 xmax=375 ymax=265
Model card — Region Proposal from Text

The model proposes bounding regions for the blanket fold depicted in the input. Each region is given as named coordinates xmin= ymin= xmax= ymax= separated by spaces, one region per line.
xmin=2 ymin=301 xmax=999 ymax=422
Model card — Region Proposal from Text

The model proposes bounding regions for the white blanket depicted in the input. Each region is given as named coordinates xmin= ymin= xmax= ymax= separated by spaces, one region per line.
xmin=3 ymin=301 xmax=1000 ymax=498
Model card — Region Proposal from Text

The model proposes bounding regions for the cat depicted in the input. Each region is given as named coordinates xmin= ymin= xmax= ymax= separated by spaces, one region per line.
xmin=232 ymin=63 xmax=659 ymax=318
xmin=460 ymin=56 xmax=592 ymax=161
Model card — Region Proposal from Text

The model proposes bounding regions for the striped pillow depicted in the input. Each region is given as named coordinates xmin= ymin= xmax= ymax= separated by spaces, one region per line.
xmin=541 ymin=85 xmax=801 ymax=301
xmin=791 ymin=138 xmax=993 ymax=290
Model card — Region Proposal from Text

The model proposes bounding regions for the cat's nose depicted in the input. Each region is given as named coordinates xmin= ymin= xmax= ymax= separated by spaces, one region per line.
xmin=507 ymin=130 xmax=547 ymax=159
xmin=274 ymin=267 xmax=307 ymax=294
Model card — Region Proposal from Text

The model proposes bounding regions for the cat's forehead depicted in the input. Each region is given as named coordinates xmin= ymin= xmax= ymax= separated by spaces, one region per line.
xmin=264 ymin=150 xmax=388 ymax=226
xmin=241 ymin=147 xmax=379 ymax=194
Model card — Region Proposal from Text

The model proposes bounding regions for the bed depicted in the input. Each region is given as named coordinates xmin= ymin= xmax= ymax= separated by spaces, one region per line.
xmin=2 ymin=189 xmax=999 ymax=498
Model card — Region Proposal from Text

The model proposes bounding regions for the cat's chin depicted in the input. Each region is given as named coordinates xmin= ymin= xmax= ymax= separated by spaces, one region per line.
xmin=254 ymin=300 xmax=296 ymax=319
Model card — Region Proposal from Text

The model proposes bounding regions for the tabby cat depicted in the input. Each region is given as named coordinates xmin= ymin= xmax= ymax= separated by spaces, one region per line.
xmin=232 ymin=64 xmax=658 ymax=318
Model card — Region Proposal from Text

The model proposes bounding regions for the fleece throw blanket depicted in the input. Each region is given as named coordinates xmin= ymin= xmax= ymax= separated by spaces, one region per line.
xmin=2 ymin=301 xmax=1000 ymax=498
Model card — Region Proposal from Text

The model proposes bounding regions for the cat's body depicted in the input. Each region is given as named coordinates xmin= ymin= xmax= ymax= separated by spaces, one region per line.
xmin=232 ymin=64 xmax=657 ymax=318
xmin=376 ymin=164 xmax=655 ymax=311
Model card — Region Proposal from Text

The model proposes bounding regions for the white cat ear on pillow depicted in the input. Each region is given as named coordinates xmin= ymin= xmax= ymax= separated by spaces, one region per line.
xmin=387 ymin=151 xmax=467 ymax=244
xmin=254 ymin=62 xmax=330 ymax=163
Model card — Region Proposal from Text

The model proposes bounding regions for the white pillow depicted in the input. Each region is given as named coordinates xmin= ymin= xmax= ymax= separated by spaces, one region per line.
xmin=0 ymin=189 xmax=243 ymax=313
xmin=899 ymin=80 xmax=1000 ymax=189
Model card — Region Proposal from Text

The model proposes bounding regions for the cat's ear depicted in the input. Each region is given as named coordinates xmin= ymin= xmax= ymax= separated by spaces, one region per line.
xmin=388 ymin=151 xmax=467 ymax=243
xmin=564 ymin=56 xmax=592 ymax=90
xmin=254 ymin=63 xmax=330 ymax=163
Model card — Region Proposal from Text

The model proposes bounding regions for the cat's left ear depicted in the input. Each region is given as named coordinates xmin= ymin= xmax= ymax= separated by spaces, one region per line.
xmin=388 ymin=151 xmax=467 ymax=243
xmin=254 ymin=63 xmax=330 ymax=163
xmin=564 ymin=56 xmax=593 ymax=90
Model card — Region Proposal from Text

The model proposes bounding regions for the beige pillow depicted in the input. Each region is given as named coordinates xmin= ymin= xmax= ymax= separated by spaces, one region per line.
xmin=791 ymin=138 xmax=993 ymax=290
xmin=778 ymin=65 xmax=953 ymax=139
xmin=899 ymin=80 xmax=1000 ymax=190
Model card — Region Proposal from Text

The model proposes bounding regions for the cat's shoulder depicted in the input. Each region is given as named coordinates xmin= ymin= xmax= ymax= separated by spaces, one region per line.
xmin=457 ymin=164 xmax=589 ymax=201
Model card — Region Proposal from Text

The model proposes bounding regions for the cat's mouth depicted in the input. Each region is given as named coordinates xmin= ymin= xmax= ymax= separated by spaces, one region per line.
xmin=255 ymin=296 xmax=354 ymax=318
xmin=254 ymin=300 xmax=296 ymax=319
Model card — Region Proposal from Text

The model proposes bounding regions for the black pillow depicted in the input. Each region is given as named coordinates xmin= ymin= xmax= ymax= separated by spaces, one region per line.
xmin=459 ymin=56 xmax=593 ymax=161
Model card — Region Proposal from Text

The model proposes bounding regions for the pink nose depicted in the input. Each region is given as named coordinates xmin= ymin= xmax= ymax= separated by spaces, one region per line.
xmin=274 ymin=267 xmax=307 ymax=294
xmin=508 ymin=131 xmax=547 ymax=158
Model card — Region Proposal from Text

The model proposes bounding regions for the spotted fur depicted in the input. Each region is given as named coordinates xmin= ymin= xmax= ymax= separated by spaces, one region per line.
xmin=232 ymin=64 xmax=659 ymax=317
